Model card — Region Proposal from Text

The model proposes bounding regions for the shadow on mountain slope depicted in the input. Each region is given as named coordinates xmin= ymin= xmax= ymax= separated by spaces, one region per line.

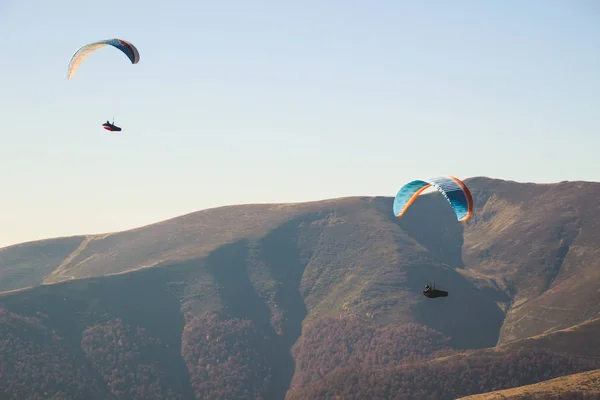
xmin=395 ymin=194 xmax=467 ymax=269
xmin=205 ymin=240 xmax=272 ymax=327
xmin=205 ymin=215 xmax=312 ymax=400
xmin=369 ymin=194 xmax=466 ymax=269
xmin=405 ymin=263 xmax=506 ymax=349
xmin=360 ymin=196 xmax=505 ymax=349
xmin=258 ymin=216 xmax=314 ymax=399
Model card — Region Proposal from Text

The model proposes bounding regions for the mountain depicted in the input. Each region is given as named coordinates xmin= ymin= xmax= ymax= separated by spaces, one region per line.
xmin=0 ymin=176 xmax=599 ymax=399
xmin=457 ymin=369 xmax=600 ymax=399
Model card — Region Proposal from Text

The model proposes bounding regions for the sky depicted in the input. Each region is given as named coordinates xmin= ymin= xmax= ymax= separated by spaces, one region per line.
xmin=0 ymin=0 xmax=599 ymax=248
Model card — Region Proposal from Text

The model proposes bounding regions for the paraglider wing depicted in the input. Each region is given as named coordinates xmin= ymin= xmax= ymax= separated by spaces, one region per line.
xmin=67 ymin=38 xmax=140 ymax=80
xmin=393 ymin=175 xmax=473 ymax=222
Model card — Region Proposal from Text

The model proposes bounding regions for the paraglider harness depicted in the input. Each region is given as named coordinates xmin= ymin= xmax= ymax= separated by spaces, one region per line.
xmin=102 ymin=119 xmax=122 ymax=132
xmin=423 ymin=283 xmax=448 ymax=298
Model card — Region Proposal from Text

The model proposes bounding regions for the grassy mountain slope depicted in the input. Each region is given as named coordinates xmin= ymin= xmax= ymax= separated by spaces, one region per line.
xmin=500 ymin=317 xmax=600 ymax=359
xmin=0 ymin=235 xmax=86 ymax=292
xmin=460 ymin=178 xmax=600 ymax=343
xmin=41 ymin=201 xmax=333 ymax=284
xmin=457 ymin=368 xmax=600 ymax=399
xmin=0 ymin=200 xmax=347 ymax=292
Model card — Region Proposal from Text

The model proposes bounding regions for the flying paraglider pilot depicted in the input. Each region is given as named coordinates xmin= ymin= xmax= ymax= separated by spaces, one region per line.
xmin=102 ymin=120 xmax=122 ymax=132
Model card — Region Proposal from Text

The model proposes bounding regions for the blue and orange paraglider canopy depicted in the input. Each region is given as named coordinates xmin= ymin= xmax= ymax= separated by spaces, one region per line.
xmin=392 ymin=175 xmax=473 ymax=222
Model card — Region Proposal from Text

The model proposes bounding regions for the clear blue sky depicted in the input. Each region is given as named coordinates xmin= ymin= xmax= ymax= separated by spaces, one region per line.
xmin=1 ymin=0 xmax=598 ymax=248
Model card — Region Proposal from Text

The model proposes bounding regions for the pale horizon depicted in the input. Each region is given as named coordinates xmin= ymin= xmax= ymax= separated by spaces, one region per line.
xmin=1 ymin=0 xmax=599 ymax=248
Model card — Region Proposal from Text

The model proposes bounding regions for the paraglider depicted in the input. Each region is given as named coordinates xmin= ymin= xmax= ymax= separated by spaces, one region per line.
xmin=423 ymin=284 xmax=448 ymax=299
xmin=393 ymin=175 xmax=473 ymax=222
xmin=393 ymin=176 xmax=472 ymax=299
xmin=67 ymin=38 xmax=140 ymax=131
